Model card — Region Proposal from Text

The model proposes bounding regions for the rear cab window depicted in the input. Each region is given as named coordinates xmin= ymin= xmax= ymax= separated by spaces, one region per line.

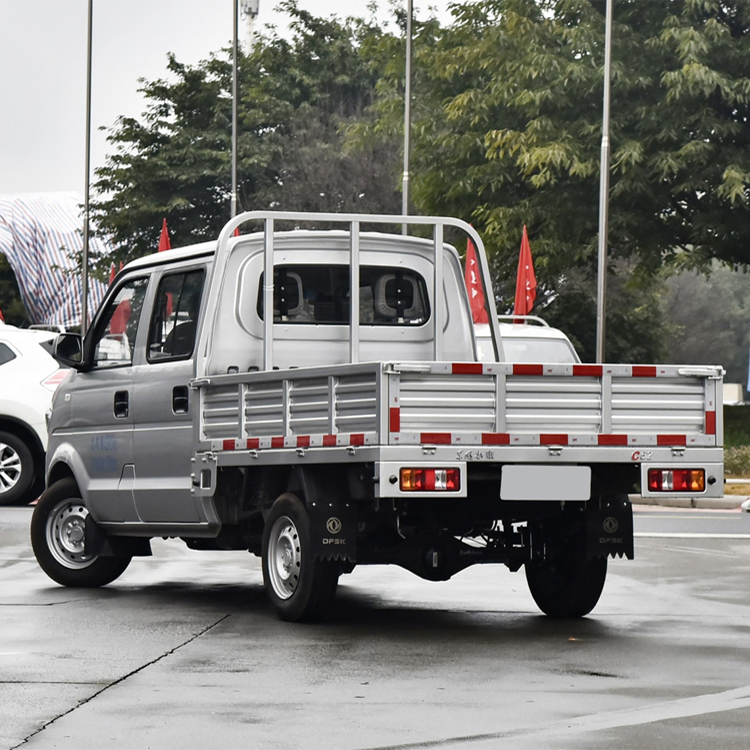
xmin=256 ymin=265 xmax=430 ymax=325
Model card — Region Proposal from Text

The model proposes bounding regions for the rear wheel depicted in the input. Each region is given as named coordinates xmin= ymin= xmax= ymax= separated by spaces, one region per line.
xmin=262 ymin=493 xmax=339 ymax=622
xmin=30 ymin=478 xmax=132 ymax=587
xmin=0 ymin=431 xmax=36 ymax=506
xmin=525 ymin=537 xmax=607 ymax=618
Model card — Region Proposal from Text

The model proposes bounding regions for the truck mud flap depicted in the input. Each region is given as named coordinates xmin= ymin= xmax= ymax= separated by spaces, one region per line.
xmin=84 ymin=516 xmax=152 ymax=558
xmin=585 ymin=496 xmax=634 ymax=560
xmin=298 ymin=468 xmax=357 ymax=563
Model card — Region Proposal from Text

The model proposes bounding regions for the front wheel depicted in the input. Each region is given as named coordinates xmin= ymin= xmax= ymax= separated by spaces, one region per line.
xmin=262 ymin=493 xmax=339 ymax=622
xmin=525 ymin=540 xmax=607 ymax=619
xmin=31 ymin=478 xmax=132 ymax=587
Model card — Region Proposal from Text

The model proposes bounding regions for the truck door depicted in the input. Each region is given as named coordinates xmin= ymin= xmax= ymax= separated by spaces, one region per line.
xmin=70 ymin=276 xmax=149 ymax=522
xmin=131 ymin=267 xmax=205 ymax=523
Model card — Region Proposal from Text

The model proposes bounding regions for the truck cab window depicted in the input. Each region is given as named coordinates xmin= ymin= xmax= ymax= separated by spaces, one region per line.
xmin=147 ymin=269 xmax=205 ymax=362
xmin=91 ymin=277 xmax=148 ymax=368
xmin=257 ymin=265 xmax=429 ymax=325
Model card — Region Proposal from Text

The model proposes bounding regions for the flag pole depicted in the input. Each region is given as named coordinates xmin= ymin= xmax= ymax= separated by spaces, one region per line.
xmin=401 ymin=0 xmax=413 ymax=235
xmin=595 ymin=0 xmax=613 ymax=363
xmin=82 ymin=0 xmax=93 ymax=336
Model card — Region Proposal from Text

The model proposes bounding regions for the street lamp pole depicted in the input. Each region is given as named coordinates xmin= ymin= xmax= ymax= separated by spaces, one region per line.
xmin=595 ymin=0 xmax=614 ymax=363
xmin=401 ymin=0 xmax=413 ymax=234
xmin=81 ymin=0 xmax=93 ymax=336
xmin=231 ymin=0 xmax=239 ymax=218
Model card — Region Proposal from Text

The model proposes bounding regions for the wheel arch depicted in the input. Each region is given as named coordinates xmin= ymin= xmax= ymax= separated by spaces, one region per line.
xmin=45 ymin=443 xmax=90 ymax=502
xmin=0 ymin=417 xmax=45 ymax=459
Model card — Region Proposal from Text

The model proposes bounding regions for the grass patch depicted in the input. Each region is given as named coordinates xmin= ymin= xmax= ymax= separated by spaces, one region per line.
xmin=724 ymin=445 xmax=750 ymax=477
xmin=724 ymin=405 xmax=750 ymax=448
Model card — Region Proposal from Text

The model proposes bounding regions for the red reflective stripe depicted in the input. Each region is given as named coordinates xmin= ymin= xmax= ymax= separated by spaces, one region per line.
xmin=421 ymin=433 xmax=452 ymax=444
xmin=271 ymin=437 xmax=285 ymax=448
xmin=540 ymin=434 xmax=568 ymax=445
xmin=573 ymin=365 xmax=602 ymax=377
xmin=657 ymin=434 xmax=687 ymax=446
xmin=598 ymin=434 xmax=628 ymax=446
xmin=296 ymin=436 xmax=310 ymax=448
xmin=246 ymin=438 xmax=260 ymax=449
xmin=452 ymin=363 xmax=483 ymax=375
xmin=482 ymin=433 xmax=510 ymax=445
xmin=390 ymin=407 xmax=401 ymax=432
xmin=705 ymin=410 xmax=716 ymax=435
xmin=222 ymin=439 xmax=235 ymax=451
xmin=632 ymin=366 xmax=657 ymax=377
xmin=323 ymin=434 xmax=337 ymax=447
xmin=513 ymin=364 xmax=544 ymax=376
xmin=350 ymin=434 xmax=365 ymax=446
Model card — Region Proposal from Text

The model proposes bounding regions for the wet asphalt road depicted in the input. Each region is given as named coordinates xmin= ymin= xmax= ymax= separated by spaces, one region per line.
xmin=1 ymin=505 xmax=749 ymax=750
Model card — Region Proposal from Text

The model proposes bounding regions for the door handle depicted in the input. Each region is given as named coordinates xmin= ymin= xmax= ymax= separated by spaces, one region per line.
xmin=114 ymin=390 xmax=129 ymax=418
xmin=172 ymin=385 xmax=189 ymax=415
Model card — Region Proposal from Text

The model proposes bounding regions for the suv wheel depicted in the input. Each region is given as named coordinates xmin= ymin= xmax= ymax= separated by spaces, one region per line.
xmin=0 ymin=431 xmax=36 ymax=506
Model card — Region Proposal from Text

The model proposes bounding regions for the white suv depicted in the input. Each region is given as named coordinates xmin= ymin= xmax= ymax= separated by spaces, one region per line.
xmin=0 ymin=324 xmax=67 ymax=505
xmin=476 ymin=315 xmax=581 ymax=363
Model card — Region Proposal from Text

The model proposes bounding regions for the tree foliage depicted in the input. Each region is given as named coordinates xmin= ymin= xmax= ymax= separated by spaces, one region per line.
xmin=0 ymin=254 xmax=28 ymax=326
xmin=91 ymin=1 xmax=402 ymax=271
xmin=663 ymin=263 xmax=750 ymax=384
xmin=358 ymin=0 xmax=750 ymax=360
xmin=89 ymin=0 xmax=750 ymax=364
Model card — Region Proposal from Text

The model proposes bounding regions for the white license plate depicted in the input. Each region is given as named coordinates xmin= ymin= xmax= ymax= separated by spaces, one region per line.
xmin=500 ymin=465 xmax=591 ymax=501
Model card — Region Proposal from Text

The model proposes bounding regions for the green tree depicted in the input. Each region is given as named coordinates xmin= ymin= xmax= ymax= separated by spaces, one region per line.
xmin=0 ymin=255 xmax=28 ymax=326
xmin=662 ymin=263 xmax=750 ymax=384
xmin=359 ymin=0 xmax=750 ymax=360
xmin=91 ymin=2 xmax=402 ymax=273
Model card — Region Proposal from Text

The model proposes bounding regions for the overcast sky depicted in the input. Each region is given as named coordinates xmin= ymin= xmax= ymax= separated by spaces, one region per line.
xmin=0 ymin=0 xmax=453 ymax=196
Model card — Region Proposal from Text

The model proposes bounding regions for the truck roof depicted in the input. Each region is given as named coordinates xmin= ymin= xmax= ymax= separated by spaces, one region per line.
xmin=122 ymin=230 xmax=451 ymax=273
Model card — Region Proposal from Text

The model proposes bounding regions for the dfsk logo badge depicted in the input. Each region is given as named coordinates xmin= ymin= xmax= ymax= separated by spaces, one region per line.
xmin=326 ymin=517 xmax=342 ymax=534
xmin=603 ymin=517 xmax=619 ymax=534
xmin=323 ymin=517 xmax=345 ymax=545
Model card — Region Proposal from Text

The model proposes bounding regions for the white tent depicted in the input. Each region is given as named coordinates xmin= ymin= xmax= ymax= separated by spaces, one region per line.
xmin=0 ymin=192 xmax=109 ymax=327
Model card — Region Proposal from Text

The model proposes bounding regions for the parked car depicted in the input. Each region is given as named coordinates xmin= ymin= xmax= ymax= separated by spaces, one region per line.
xmin=475 ymin=315 xmax=581 ymax=363
xmin=0 ymin=324 xmax=67 ymax=505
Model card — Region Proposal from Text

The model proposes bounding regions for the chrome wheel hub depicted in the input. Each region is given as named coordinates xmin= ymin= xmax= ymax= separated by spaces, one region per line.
xmin=267 ymin=515 xmax=301 ymax=600
xmin=46 ymin=500 xmax=96 ymax=569
xmin=0 ymin=442 xmax=22 ymax=494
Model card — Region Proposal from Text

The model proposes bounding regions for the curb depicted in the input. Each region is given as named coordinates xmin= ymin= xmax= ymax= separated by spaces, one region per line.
xmin=630 ymin=494 xmax=748 ymax=510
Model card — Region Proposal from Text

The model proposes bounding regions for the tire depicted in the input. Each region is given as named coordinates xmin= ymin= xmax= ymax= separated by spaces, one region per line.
xmin=0 ymin=430 xmax=36 ymax=506
xmin=261 ymin=492 xmax=339 ymax=622
xmin=525 ymin=538 xmax=607 ymax=619
xmin=30 ymin=478 xmax=132 ymax=587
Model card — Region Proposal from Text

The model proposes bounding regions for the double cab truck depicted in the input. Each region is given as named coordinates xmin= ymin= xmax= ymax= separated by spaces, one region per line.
xmin=32 ymin=212 xmax=725 ymax=621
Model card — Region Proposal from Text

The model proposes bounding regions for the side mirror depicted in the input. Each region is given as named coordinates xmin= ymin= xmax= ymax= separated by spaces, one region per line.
xmin=53 ymin=332 xmax=85 ymax=370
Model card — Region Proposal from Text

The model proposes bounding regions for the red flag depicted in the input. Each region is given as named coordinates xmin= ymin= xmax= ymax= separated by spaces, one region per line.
xmin=464 ymin=238 xmax=489 ymax=324
xmin=513 ymin=225 xmax=537 ymax=316
xmin=158 ymin=218 xmax=171 ymax=252
xmin=234 ymin=226 xmax=241 ymax=237
xmin=0 ymin=307 xmax=4 ymax=323
xmin=109 ymin=263 xmax=116 ymax=285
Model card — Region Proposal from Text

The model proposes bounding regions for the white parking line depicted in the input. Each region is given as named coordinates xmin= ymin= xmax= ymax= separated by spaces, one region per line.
xmin=635 ymin=532 xmax=750 ymax=539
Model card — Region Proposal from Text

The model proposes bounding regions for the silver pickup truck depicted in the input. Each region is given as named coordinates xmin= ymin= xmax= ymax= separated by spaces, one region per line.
xmin=32 ymin=212 xmax=725 ymax=622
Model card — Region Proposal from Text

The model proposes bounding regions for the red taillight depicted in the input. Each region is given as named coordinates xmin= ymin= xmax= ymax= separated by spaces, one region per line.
xmin=648 ymin=469 xmax=705 ymax=493
xmin=400 ymin=468 xmax=461 ymax=492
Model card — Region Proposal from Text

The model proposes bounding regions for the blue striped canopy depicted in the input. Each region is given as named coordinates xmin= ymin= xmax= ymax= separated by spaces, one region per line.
xmin=0 ymin=193 xmax=109 ymax=328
